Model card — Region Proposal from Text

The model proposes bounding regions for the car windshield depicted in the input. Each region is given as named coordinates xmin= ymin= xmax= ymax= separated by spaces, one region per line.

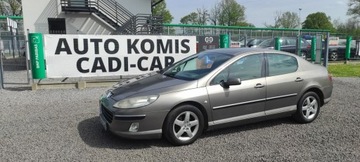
xmin=162 ymin=52 xmax=233 ymax=80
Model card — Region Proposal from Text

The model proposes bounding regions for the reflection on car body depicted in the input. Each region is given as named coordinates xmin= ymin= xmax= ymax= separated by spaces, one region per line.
xmin=99 ymin=48 xmax=333 ymax=146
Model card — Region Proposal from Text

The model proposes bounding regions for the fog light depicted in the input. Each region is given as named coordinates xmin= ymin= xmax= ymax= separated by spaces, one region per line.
xmin=129 ymin=122 xmax=139 ymax=132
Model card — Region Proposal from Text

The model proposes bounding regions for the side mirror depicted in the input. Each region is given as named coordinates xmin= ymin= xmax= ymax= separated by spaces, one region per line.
xmin=220 ymin=78 xmax=241 ymax=88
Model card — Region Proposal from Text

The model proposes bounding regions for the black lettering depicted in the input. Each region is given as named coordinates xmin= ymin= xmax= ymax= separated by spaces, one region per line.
xmin=124 ymin=57 xmax=129 ymax=72
xmin=108 ymin=57 xmax=121 ymax=72
xmin=76 ymin=57 xmax=89 ymax=73
xmin=137 ymin=57 xmax=148 ymax=71
xmin=128 ymin=39 xmax=139 ymax=54
xmin=91 ymin=57 xmax=106 ymax=72
xmin=164 ymin=56 xmax=175 ymax=67
xmin=181 ymin=39 xmax=190 ymax=53
xmin=90 ymin=39 xmax=102 ymax=54
xmin=175 ymin=39 xmax=179 ymax=53
xmin=104 ymin=39 xmax=119 ymax=54
xmin=74 ymin=39 xmax=88 ymax=55
xmin=150 ymin=57 xmax=162 ymax=71
xmin=157 ymin=39 xmax=172 ymax=53
xmin=141 ymin=39 xmax=154 ymax=54
xmin=55 ymin=38 xmax=72 ymax=54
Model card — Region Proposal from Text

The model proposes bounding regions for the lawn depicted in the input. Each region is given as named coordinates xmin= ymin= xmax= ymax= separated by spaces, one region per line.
xmin=328 ymin=63 xmax=360 ymax=77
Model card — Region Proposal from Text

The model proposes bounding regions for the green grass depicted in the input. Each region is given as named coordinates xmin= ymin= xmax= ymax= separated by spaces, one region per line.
xmin=328 ymin=63 xmax=360 ymax=77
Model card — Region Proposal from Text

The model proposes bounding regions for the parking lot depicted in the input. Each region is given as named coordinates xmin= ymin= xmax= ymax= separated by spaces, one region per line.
xmin=0 ymin=71 xmax=359 ymax=161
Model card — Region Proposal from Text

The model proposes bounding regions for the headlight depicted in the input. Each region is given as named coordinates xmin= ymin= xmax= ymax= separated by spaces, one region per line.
xmin=113 ymin=95 xmax=159 ymax=109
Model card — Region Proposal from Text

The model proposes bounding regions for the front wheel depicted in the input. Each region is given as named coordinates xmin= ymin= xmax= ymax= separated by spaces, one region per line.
xmin=293 ymin=92 xmax=320 ymax=123
xmin=163 ymin=105 xmax=204 ymax=146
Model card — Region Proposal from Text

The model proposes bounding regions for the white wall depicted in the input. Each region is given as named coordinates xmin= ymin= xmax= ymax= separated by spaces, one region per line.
xmin=118 ymin=0 xmax=151 ymax=16
xmin=22 ymin=0 xmax=152 ymax=35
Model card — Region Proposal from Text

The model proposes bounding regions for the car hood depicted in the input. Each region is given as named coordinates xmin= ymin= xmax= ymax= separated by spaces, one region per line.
xmin=109 ymin=72 xmax=197 ymax=100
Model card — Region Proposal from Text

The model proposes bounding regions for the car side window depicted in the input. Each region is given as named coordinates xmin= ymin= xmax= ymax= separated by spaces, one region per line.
xmin=211 ymin=54 xmax=263 ymax=85
xmin=267 ymin=53 xmax=298 ymax=76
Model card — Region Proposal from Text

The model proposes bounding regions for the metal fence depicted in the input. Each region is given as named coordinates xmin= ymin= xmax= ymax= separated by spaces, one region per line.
xmin=162 ymin=24 xmax=329 ymax=42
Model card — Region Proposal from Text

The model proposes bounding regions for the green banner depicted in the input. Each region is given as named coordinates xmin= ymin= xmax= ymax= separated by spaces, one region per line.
xmin=28 ymin=33 xmax=46 ymax=79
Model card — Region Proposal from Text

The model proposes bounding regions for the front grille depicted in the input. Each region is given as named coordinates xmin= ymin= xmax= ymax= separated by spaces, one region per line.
xmin=101 ymin=105 xmax=113 ymax=123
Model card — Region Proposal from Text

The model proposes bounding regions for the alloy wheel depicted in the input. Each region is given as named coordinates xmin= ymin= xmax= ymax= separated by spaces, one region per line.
xmin=301 ymin=96 xmax=318 ymax=120
xmin=172 ymin=111 xmax=200 ymax=142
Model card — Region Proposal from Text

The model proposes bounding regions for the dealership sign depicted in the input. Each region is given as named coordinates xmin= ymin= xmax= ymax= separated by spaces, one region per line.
xmin=44 ymin=35 xmax=196 ymax=78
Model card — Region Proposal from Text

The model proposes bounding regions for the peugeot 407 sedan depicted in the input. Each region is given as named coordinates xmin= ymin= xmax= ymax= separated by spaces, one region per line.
xmin=99 ymin=48 xmax=333 ymax=146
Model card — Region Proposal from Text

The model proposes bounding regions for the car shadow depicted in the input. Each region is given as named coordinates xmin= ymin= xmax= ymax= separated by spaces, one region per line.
xmin=201 ymin=117 xmax=296 ymax=138
xmin=78 ymin=116 xmax=297 ymax=149
xmin=77 ymin=117 xmax=171 ymax=149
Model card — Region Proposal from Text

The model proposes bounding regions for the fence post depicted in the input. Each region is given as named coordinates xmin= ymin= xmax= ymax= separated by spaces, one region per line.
xmin=275 ymin=37 xmax=281 ymax=50
xmin=345 ymin=36 xmax=352 ymax=63
xmin=220 ymin=34 xmax=229 ymax=48
xmin=311 ymin=37 xmax=316 ymax=62
xmin=28 ymin=33 xmax=46 ymax=79
xmin=0 ymin=53 xmax=4 ymax=89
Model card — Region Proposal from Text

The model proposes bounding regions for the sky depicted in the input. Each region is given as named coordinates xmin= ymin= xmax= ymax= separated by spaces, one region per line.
xmin=166 ymin=0 xmax=351 ymax=27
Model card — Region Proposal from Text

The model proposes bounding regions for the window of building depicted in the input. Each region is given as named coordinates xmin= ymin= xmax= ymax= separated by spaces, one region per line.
xmin=48 ymin=18 xmax=66 ymax=34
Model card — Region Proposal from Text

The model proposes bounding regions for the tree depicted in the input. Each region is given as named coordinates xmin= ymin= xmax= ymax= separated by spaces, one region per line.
xmin=0 ymin=0 xmax=22 ymax=16
xmin=0 ymin=2 xmax=5 ymax=15
xmin=334 ymin=18 xmax=360 ymax=38
xmin=348 ymin=0 xmax=360 ymax=18
xmin=197 ymin=7 xmax=209 ymax=25
xmin=265 ymin=11 xmax=300 ymax=28
xmin=180 ymin=12 xmax=199 ymax=24
xmin=9 ymin=0 xmax=21 ymax=15
xmin=180 ymin=8 xmax=209 ymax=25
xmin=218 ymin=0 xmax=246 ymax=26
xmin=209 ymin=3 xmax=221 ymax=25
xmin=152 ymin=0 xmax=173 ymax=23
xmin=302 ymin=12 xmax=335 ymax=32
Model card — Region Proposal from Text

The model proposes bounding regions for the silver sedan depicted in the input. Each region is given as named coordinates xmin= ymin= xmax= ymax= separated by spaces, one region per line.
xmin=99 ymin=48 xmax=333 ymax=145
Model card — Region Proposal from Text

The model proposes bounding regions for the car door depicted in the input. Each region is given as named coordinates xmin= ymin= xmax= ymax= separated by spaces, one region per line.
xmin=264 ymin=53 xmax=304 ymax=115
xmin=206 ymin=54 xmax=266 ymax=125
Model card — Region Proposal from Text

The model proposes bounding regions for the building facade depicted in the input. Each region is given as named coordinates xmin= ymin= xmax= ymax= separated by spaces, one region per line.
xmin=22 ymin=0 xmax=152 ymax=35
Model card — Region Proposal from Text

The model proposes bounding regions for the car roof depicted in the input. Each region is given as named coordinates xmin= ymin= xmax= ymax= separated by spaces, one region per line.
xmin=205 ymin=47 xmax=272 ymax=56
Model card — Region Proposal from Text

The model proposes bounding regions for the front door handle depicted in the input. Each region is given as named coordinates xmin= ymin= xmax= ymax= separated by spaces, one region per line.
xmin=295 ymin=77 xmax=303 ymax=82
xmin=254 ymin=83 xmax=265 ymax=88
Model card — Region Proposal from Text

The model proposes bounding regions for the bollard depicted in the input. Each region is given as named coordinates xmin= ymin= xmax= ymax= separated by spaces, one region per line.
xmin=220 ymin=34 xmax=229 ymax=48
xmin=311 ymin=37 xmax=316 ymax=62
xmin=274 ymin=37 xmax=281 ymax=50
xmin=345 ymin=36 xmax=352 ymax=62
xmin=297 ymin=36 xmax=302 ymax=56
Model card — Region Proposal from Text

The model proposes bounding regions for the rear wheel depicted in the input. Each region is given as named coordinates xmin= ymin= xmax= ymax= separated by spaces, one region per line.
xmin=301 ymin=52 xmax=307 ymax=60
xmin=330 ymin=52 xmax=338 ymax=61
xmin=293 ymin=92 xmax=320 ymax=123
xmin=163 ymin=105 xmax=204 ymax=146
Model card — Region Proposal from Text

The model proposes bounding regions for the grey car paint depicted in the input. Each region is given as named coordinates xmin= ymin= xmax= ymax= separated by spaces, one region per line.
xmin=99 ymin=48 xmax=333 ymax=143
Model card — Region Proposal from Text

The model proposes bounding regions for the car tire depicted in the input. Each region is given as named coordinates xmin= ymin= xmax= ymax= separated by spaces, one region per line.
xmin=330 ymin=52 xmax=338 ymax=61
xmin=163 ymin=105 xmax=204 ymax=146
xmin=301 ymin=52 xmax=307 ymax=60
xmin=293 ymin=91 xmax=320 ymax=123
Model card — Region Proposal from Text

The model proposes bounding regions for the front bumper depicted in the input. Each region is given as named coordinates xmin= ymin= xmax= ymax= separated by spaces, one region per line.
xmin=99 ymin=104 xmax=166 ymax=139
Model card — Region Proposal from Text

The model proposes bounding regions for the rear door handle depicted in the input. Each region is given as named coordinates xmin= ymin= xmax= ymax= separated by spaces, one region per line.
xmin=295 ymin=77 xmax=303 ymax=82
xmin=254 ymin=83 xmax=265 ymax=88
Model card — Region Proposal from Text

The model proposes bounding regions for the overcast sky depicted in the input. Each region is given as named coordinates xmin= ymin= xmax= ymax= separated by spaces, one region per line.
xmin=166 ymin=0 xmax=351 ymax=27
